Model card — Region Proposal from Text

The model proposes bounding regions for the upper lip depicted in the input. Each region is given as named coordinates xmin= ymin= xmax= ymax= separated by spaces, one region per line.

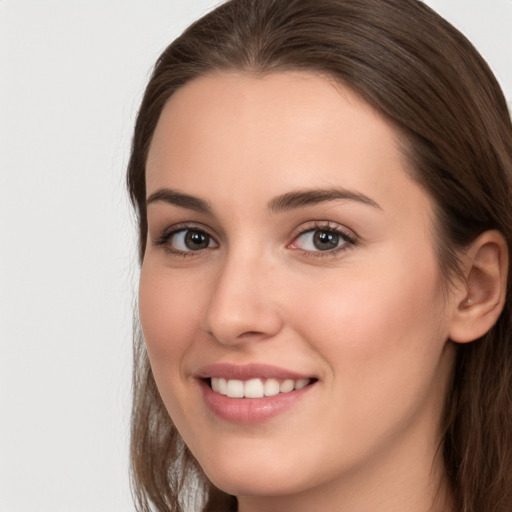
xmin=195 ymin=363 xmax=314 ymax=381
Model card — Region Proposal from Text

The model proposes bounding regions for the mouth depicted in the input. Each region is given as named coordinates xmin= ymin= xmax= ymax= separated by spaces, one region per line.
xmin=206 ymin=376 xmax=316 ymax=399
xmin=196 ymin=363 xmax=318 ymax=422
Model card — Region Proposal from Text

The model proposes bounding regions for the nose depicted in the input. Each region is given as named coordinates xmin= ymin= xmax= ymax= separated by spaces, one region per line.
xmin=202 ymin=252 xmax=284 ymax=346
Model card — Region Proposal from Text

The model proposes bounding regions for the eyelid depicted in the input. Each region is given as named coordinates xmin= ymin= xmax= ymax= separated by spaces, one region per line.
xmin=153 ymin=222 xmax=219 ymax=253
xmin=287 ymin=221 xmax=358 ymax=255
xmin=151 ymin=220 xmax=357 ymax=258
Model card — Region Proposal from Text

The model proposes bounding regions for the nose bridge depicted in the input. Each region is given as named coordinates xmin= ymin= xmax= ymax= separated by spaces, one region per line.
xmin=203 ymin=244 xmax=283 ymax=345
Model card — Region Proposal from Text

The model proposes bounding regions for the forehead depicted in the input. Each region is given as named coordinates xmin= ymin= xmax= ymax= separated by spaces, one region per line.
xmin=146 ymin=71 xmax=431 ymax=220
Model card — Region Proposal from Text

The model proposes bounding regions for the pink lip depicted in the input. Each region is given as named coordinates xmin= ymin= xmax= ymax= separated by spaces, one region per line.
xmin=195 ymin=363 xmax=312 ymax=381
xmin=195 ymin=364 xmax=316 ymax=424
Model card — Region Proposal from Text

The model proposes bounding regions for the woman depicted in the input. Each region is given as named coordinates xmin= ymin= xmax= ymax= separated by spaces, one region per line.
xmin=127 ymin=0 xmax=512 ymax=511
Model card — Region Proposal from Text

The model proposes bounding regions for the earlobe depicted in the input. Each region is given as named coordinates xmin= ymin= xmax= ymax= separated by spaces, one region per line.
xmin=449 ymin=230 xmax=508 ymax=344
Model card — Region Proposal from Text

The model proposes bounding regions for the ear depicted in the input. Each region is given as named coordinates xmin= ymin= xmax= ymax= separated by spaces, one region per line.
xmin=449 ymin=230 xmax=508 ymax=344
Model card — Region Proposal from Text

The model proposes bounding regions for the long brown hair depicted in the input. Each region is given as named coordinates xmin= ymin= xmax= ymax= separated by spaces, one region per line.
xmin=127 ymin=1 xmax=512 ymax=510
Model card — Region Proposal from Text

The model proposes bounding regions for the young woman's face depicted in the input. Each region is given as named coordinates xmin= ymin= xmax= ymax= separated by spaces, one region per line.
xmin=140 ymin=72 xmax=456 ymax=509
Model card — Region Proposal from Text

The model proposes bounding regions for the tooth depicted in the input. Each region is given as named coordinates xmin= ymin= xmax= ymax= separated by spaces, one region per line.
xmin=218 ymin=378 xmax=227 ymax=395
xmin=226 ymin=379 xmax=244 ymax=398
xmin=295 ymin=378 xmax=309 ymax=390
xmin=280 ymin=379 xmax=294 ymax=393
xmin=244 ymin=378 xmax=264 ymax=398
xmin=213 ymin=376 xmax=311 ymax=397
xmin=264 ymin=378 xmax=280 ymax=396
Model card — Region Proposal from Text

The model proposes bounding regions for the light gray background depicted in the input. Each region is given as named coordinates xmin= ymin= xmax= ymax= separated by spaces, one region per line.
xmin=1 ymin=1 xmax=511 ymax=511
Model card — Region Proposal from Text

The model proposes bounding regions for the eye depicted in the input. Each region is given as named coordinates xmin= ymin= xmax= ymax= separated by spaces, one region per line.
xmin=289 ymin=224 xmax=356 ymax=254
xmin=157 ymin=227 xmax=218 ymax=253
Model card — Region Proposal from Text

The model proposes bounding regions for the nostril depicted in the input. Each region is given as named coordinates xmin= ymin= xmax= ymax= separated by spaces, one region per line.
xmin=238 ymin=330 xmax=264 ymax=338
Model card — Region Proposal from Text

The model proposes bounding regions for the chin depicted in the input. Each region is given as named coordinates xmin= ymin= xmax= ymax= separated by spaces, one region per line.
xmin=199 ymin=454 xmax=315 ymax=499
xmin=208 ymin=474 xmax=296 ymax=499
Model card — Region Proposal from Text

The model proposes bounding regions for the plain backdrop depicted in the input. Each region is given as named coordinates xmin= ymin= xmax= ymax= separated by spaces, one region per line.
xmin=0 ymin=1 xmax=511 ymax=511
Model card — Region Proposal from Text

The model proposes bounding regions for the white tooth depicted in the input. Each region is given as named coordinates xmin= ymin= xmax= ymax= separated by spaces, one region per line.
xmin=264 ymin=378 xmax=280 ymax=396
xmin=294 ymin=378 xmax=309 ymax=390
xmin=280 ymin=379 xmax=294 ymax=393
xmin=244 ymin=378 xmax=264 ymax=398
xmin=218 ymin=378 xmax=228 ymax=395
xmin=211 ymin=377 xmax=220 ymax=392
xmin=226 ymin=379 xmax=244 ymax=398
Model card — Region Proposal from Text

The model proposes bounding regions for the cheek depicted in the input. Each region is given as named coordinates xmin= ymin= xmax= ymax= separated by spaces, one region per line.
xmin=138 ymin=265 xmax=202 ymax=366
xmin=283 ymin=253 xmax=451 ymax=464
xmin=138 ymin=264 xmax=210 ymax=433
xmin=290 ymin=248 xmax=448 ymax=396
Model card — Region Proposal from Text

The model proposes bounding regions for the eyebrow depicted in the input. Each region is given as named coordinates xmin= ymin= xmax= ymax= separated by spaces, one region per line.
xmin=146 ymin=188 xmax=212 ymax=213
xmin=146 ymin=186 xmax=381 ymax=214
xmin=268 ymin=187 xmax=381 ymax=214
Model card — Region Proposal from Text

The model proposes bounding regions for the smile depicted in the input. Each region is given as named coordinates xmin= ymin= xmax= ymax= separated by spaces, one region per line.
xmin=209 ymin=377 xmax=313 ymax=398
xmin=196 ymin=364 xmax=318 ymax=423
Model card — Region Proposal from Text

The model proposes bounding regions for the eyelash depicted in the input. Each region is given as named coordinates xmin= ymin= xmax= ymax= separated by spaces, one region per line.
xmin=153 ymin=221 xmax=357 ymax=259
xmin=154 ymin=223 xmax=218 ymax=257
xmin=288 ymin=222 xmax=357 ymax=258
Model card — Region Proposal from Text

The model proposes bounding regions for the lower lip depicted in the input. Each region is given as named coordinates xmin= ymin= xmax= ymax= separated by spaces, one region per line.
xmin=199 ymin=379 xmax=315 ymax=423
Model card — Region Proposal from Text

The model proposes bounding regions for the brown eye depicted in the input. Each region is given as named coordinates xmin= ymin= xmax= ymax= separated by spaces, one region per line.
xmin=313 ymin=230 xmax=340 ymax=251
xmin=184 ymin=230 xmax=211 ymax=250
xmin=170 ymin=229 xmax=217 ymax=252
xmin=291 ymin=227 xmax=352 ymax=252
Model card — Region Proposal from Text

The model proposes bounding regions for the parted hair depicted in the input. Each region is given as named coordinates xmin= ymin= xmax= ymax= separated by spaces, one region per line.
xmin=127 ymin=1 xmax=512 ymax=511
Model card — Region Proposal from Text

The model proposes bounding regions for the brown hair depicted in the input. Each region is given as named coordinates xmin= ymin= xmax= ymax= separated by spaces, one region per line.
xmin=127 ymin=1 xmax=512 ymax=510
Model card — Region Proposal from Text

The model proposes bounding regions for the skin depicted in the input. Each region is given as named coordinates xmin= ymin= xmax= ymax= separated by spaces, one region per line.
xmin=140 ymin=71 xmax=460 ymax=512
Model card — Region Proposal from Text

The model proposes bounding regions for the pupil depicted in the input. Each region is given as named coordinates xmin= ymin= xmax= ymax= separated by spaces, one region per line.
xmin=185 ymin=230 xmax=209 ymax=250
xmin=313 ymin=230 xmax=339 ymax=250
